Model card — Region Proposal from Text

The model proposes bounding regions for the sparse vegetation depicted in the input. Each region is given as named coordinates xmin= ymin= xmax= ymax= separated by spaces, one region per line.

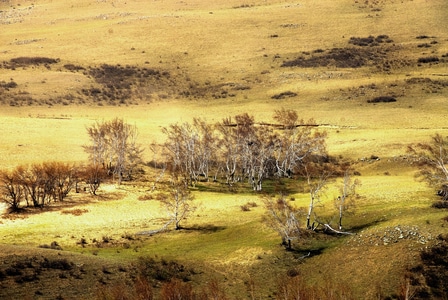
xmin=271 ymin=91 xmax=297 ymax=99
xmin=0 ymin=0 xmax=447 ymax=298
xmin=0 ymin=162 xmax=78 ymax=211
xmin=5 ymin=57 xmax=59 ymax=68
xmin=281 ymin=46 xmax=390 ymax=68
xmin=367 ymin=95 xmax=397 ymax=103
xmin=348 ymin=34 xmax=393 ymax=46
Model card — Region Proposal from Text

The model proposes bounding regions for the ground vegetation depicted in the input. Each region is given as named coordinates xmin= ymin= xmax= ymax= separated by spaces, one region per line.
xmin=0 ymin=0 xmax=447 ymax=298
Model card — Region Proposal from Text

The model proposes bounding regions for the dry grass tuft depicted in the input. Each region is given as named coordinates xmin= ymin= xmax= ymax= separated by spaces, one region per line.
xmin=61 ymin=208 xmax=89 ymax=216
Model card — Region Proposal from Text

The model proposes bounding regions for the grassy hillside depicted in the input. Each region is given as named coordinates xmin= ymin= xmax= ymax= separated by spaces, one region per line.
xmin=0 ymin=0 xmax=447 ymax=298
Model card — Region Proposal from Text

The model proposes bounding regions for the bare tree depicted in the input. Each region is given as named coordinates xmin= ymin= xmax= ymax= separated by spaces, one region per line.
xmin=83 ymin=164 xmax=105 ymax=196
xmin=40 ymin=162 xmax=77 ymax=202
xmin=335 ymin=169 xmax=360 ymax=231
xmin=162 ymin=121 xmax=196 ymax=185
xmin=217 ymin=113 xmax=274 ymax=191
xmin=250 ymin=125 xmax=276 ymax=191
xmin=262 ymin=193 xmax=301 ymax=249
xmin=0 ymin=169 xmax=23 ymax=211
xmin=216 ymin=116 xmax=242 ymax=186
xmin=192 ymin=118 xmax=217 ymax=182
xmin=234 ymin=113 xmax=257 ymax=183
xmin=302 ymin=163 xmax=332 ymax=230
xmin=84 ymin=121 xmax=108 ymax=168
xmin=273 ymin=109 xmax=327 ymax=179
xmin=160 ymin=173 xmax=197 ymax=230
xmin=17 ymin=164 xmax=53 ymax=208
xmin=408 ymin=133 xmax=448 ymax=200
xmin=85 ymin=118 xmax=143 ymax=185
xmin=162 ymin=118 xmax=217 ymax=186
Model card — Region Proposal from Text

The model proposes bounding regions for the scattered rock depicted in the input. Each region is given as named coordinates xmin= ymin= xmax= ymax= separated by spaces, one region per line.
xmin=349 ymin=225 xmax=432 ymax=246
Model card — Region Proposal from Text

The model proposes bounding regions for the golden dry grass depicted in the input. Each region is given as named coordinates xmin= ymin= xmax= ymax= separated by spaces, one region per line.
xmin=0 ymin=0 xmax=447 ymax=298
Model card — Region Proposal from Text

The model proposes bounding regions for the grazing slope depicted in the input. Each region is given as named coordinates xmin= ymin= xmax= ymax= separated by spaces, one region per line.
xmin=0 ymin=0 xmax=447 ymax=298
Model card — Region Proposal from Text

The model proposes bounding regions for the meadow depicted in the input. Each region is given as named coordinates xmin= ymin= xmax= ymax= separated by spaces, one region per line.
xmin=0 ymin=0 xmax=447 ymax=298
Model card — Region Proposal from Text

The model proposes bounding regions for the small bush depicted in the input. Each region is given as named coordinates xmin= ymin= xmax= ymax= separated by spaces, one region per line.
xmin=40 ymin=258 xmax=74 ymax=270
xmin=161 ymin=279 xmax=194 ymax=300
xmin=418 ymin=56 xmax=439 ymax=64
xmin=241 ymin=201 xmax=258 ymax=211
xmin=240 ymin=204 xmax=251 ymax=211
xmin=367 ymin=96 xmax=397 ymax=103
xmin=233 ymin=4 xmax=253 ymax=8
xmin=271 ymin=91 xmax=297 ymax=99
xmin=137 ymin=257 xmax=194 ymax=283
xmin=39 ymin=241 xmax=63 ymax=250
xmin=349 ymin=35 xmax=392 ymax=46
xmin=138 ymin=193 xmax=154 ymax=201
xmin=349 ymin=35 xmax=375 ymax=46
xmin=64 ymin=64 xmax=85 ymax=71
xmin=61 ymin=208 xmax=89 ymax=216
xmin=121 ymin=232 xmax=135 ymax=240
xmin=0 ymin=81 xmax=18 ymax=89
xmin=102 ymin=236 xmax=112 ymax=243
xmin=77 ymin=237 xmax=88 ymax=247
xmin=432 ymin=201 xmax=448 ymax=209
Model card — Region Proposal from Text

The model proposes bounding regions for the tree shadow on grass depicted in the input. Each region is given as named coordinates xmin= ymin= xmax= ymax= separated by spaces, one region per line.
xmin=346 ymin=217 xmax=387 ymax=233
xmin=182 ymin=224 xmax=226 ymax=234
xmin=287 ymin=246 xmax=326 ymax=259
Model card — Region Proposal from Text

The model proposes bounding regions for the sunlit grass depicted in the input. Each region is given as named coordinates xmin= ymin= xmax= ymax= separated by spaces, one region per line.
xmin=0 ymin=0 xmax=447 ymax=298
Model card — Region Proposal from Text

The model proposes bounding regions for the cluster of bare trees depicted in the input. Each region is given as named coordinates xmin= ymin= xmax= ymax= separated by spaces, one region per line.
xmin=0 ymin=118 xmax=143 ymax=212
xmin=84 ymin=118 xmax=143 ymax=185
xmin=161 ymin=109 xmax=327 ymax=191
xmin=0 ymin=162 xmax=77 ymax=211
xmin=262 ymin=169 xmax=360 ymax=249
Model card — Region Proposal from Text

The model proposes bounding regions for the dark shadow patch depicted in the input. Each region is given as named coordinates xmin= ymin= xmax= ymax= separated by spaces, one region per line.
xmin=182 ymin=224 xmax=226 ymax=233
xmin=407 ymin=234 xmax=448 ymax=298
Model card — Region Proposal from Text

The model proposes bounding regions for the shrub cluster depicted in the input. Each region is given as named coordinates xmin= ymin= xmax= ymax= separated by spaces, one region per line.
xmin=137 ymin=257 xmax=194 ymax=283
xmin=1 ymin=57 xmax=59 ymax=69
xmin=271 ymin=91 xmax=297 ymax=99
xmin=417 ymin=56 xmax=439 ymax=64
xmin=0 ymin=162 xmax=77 ymax=210
xmin=348 ymin=35 xmax=393 ymax=46
xmin=0 ymin=80 xmax=18 ymax=89
xmin=367 ymin=96 xmax=397 ymax=103
xmin=0 ymin=162 xmax=99 ymax=211
xmin=0 ymin=256 xmax=76 ymax=285
xmin=63 ymin=64 xmax=85 ymax=72
xmin=84 ymin=64 xmax=170 ymax=105
xmin=281 ymin=47 xmax=386 ymax=68
xmin=407 ymin=235 xmax=448 ymax=298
